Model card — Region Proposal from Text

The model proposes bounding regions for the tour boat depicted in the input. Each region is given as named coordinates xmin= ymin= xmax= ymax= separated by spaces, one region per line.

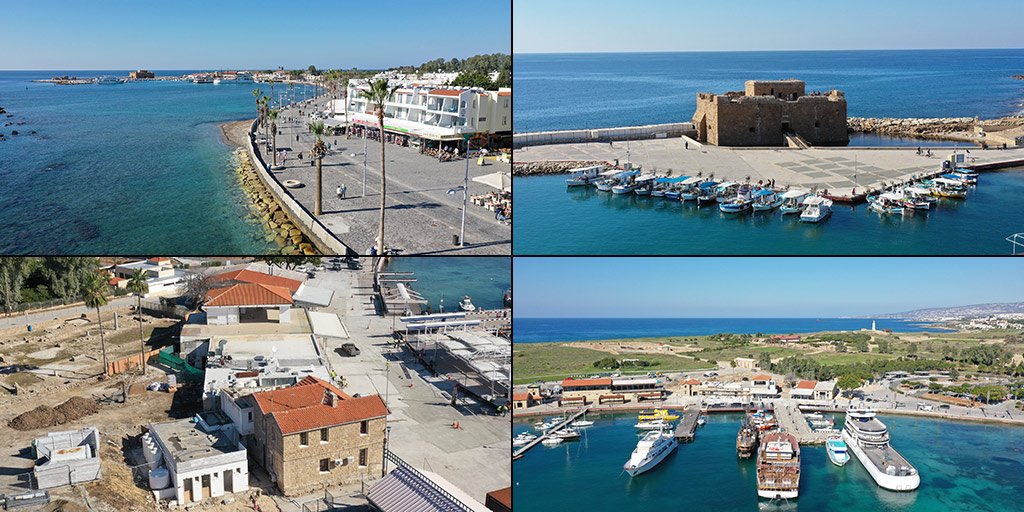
xmin=638 ymin=409 xmax=680 ymax=421
xmin=868 ymin=193 xmax=906 ymax=216
xmin=825 ymin=435 xmax=850 ymax=467
xmin=736 ymin=421 xmax=758 ymax=458
xmin=566 ymin=165 xmax=602 ymax=187
xmin=842 ymin=409 xmax=920 ymax=491
xmin=929 ymin=178 xmax=968 ymax=198
xmin=458 ymin=296 xmax=476 ymax=312
xmin=623 ymin=430 xmax=678 ymax=477
xmin=779 ymin=189 xmax=810 ymax=214
xmin=756 ymin=432 xmax=801 ymax=500
xmin=799 ymin=196 xmax=832 ymax=223
xmin=752 ymin=189 xmax=784 ymax=211
xmin=635 ymin=419 xmax=674 ymax=430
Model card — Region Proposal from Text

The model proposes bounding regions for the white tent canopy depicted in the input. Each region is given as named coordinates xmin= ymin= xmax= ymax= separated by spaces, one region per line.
xmin=472 ymin=172 xmax=511 ymax=193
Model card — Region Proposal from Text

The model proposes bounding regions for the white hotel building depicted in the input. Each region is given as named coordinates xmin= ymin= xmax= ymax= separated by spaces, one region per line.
xmin=341 ymin=80 xmax=511 ymax=149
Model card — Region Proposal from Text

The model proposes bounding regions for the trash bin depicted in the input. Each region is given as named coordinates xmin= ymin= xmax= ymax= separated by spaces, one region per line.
xmin=452 ymin=234 xmax=460 ymax=246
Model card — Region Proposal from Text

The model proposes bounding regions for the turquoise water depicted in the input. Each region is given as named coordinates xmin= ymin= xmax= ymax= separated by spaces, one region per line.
xmin=513 ymin=412 xmax=1024 ymax=511
xmin=514 ymin=50 xmax=1024 ymax=132
xmin=386 ymin=257 xmax=510 ymax=311
xmin=513 ymin=170 xmax=1024 ymax=254
xmin=0 ymin=70 xmax=318 ymax=253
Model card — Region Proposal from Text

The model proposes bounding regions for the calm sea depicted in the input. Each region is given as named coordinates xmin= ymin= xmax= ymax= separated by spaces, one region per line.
xmin=386 ymin=257 xmax=510 ymax=311
xmin=513 ymin=413 xmax=1024 ymax=512
xmin=0 ymin=70 xmax=317 ymax=253
xmin=514 ymin=49 xmax=1024 ymax=132
xmin=514 ymin=317 xmax=946 ymax=343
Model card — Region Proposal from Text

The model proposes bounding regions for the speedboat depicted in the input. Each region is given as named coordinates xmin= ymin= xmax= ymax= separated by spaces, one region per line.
xmin=825 ymin=435 xmax=850 ymax=466
xmin=869 ymin=193 xmax=906 ymax=216
xmin=756 ymin=432 xmax=801 ymax=500
xmin=513 ymin=432 xmax=538 ymax=447
xmin=458 ymin=296 xmax=476 ymax=312
xmin=752 ymin=189 xmax=783 ymax=211
xmin=566 ymin=165 xmax=602 ymax=187
xmin=697 ymin=415 xmax=706 ymax=426
xmin=799 ymin=196 xmax=832 ymax=223
xmin=552 ymin=428 xmax=581 ymax=440
xmin=623 ymin=430 xmax=678 ymax=476
xmin=779 ymin=189 xmax=810 ymax=214
xmin=842 ymin=408 xmax=919 ymax=490
xmin=635 ymin=419 xmax=674 ymax=430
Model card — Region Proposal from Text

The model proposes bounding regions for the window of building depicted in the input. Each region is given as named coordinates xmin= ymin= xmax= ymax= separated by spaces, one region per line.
xmin=320 ymin=458 xmax=330 ymax=473
xmin=300 ymin=432 xmax=309 ymax=446
xmin=360 ymin=420 xmax=368 ymax=435
xmin=503 ymin=116 xmax=507 ymax=125
xmin=479 ymin=117 xmax=487 ymax=123
xmin=247 ymin=411 xmax=252 ymax=421
xmin=321 ymin=428 xmax=329 ymax=443
xmin=359 ymin=448 xmax=368 ymax=467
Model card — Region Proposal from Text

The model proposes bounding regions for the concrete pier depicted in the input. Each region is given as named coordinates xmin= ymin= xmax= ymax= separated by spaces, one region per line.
xmin=514 ymin=137 xmax=1024 ymax=197
xmin=774 ymin=404 xmax=832 ymax=445
xmin=673 ymin=409 xmax=701 ymax=442
xmin=513 ymin=407 xmax=589 ymax=460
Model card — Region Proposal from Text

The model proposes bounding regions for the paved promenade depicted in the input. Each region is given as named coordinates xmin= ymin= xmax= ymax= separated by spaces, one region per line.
xmin=516 ymin=138 xmax=1024 ymax=195
xmin=261 ymin=96 xmax=510 ymax=255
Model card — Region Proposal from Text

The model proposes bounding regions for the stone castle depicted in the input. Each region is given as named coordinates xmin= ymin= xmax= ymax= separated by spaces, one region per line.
xmin=692 ymin=79 xmax=848 ymax=146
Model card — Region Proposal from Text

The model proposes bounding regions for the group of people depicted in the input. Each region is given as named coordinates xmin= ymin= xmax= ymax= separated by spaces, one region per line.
xmin=424 ymin=146 xmax=462 ymax=162
xmin=472 ymin=191 xmax=512 ymax=223
xmin=347 ymin=125 xmax=410 ymax=147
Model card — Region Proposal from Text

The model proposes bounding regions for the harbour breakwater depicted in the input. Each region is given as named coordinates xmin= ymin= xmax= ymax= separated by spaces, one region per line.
xmin=513 ymin=160 xmax=608 ymax=176
xmin=849 ymin=115 xmax=1024 ymax=142
xmin=231 ymin=148 xmax=318 ymax=255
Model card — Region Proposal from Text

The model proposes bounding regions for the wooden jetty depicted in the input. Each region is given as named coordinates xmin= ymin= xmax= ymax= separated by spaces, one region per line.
xmin=512 ymin=407 xmax=589 ymax=460
xmin=673 ymin=409 xmax=702 ymax=442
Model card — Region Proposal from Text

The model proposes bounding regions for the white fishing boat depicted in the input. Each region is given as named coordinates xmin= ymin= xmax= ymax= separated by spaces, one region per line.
xmin=799 ymin=196 xmax=832 ymax=223
xmin=719 ymin=187 xmax=754 ymax=213
xmin=612 ymin=182 xmax=637 ymax=195
xmin=752 ymin=189 xmax=783 ymax=211
xmin=633 ymin=176 xmax=657 ymax=196
xmin=825 ymin=435 xmax=850 ymax=467
xmin=842 ymin=408 xmax=920 ymax=491
xmin=212 ymin=78 xmax=222 ymax=85
xmin=779 ymin=189 xmax=810 ymax=214
xmin=714 ymin=182 xmax=740 ymax=203
xmin=674 ymin=176 xmax=703 ymax=201
xmin=869 ymin=193 xmax=906 ymax=216
xmin=623 ymin=430 xmax=677 ymax=477
xmin=595 ymin=179 xmax=615 ymax=192
xmin=693 ymin=181 xmax=720 ymax=204
xmin=566 ymin=165 xmax=602 ymax=187
xmin=930 ymin=178 xmax=967 ymax=198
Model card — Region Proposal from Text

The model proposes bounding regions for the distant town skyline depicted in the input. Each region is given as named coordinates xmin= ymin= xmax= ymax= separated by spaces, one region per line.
xmin=513 ymin=258 xmax=1024 ymax=318
xmin=514 ymin=0 xmax=1024 ymax=54
xmin=1 ymin=0 xmax=510 ymax=70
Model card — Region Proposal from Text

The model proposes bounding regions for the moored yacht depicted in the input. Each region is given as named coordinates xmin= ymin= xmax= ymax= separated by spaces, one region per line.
xmin=458 ymin=296 xmax=476 ymax=312
xmin=799 ymin=196 xmax=832 ymax=223
xmin=842 ymin=408 xmax=920 ymax=491
xmin=635 ymin=418 xmax=674 ymax=430
xmin=623 ymin=430 xmax=677 ymax=477
xmin=756 ymin=432 xmax=800 ymax=500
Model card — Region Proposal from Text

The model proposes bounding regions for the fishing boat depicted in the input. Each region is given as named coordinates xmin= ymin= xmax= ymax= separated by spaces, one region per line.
xmin=941 ymin=172 xmax=975 ymax=185
xmin=752 ymin=189 xmax=783 ymax=211
xmin=594 ymin=179 xmax=615 ymax=192
xmin=632 ymin=175 xmax=656 ymax=196
xmin=566 ymin=165 xmax=602 ymax=187
xmin=714 ymin=182 xmax=740 ymax=203
xmin=623 ymin=430 xmax=678 ymax=477
xmin=692 ymin=181 xmax=719 ymax=203
xmin=652 ymin=176 xmax=690 ymax=198
xmin=737 ymin=421 xmax=759 ymax=458
xmin=719 ymin=189 xmax=753 ymax=213
xmin=458 ymin=296 xmax=476 ymax=312
xmin=930 ymin=178 xmax=967 ymax=198
xmin=799 ymin=196 xmax=832 ymax=223
xmin=193 ymin=75 xmax=213 ymax=84
xmin=842 ymin=408 xmax=919 ymax=491
xmin=825 ymin=435 xmax=850 ymax=466
xmin=749 ymin=410 xmax=778 ymax=432
xmin=951 ymin=168 xmax=978 ymax=183
xmin=756 ymin=432 xmax=801 ymax=500
xmin=779 ymin=190 xmax=810 ymax=215
xmin=868 ymin=193 xmax=906 ymax=216
xmin=900 ymin=187 xmax=935 ymax=209
xmin=674 ymin=176 xmax=704 ymax=201
xmin=635 ymin=419 xmax=674 ymax=430
xmin=638 ymin=409 xmax=680 ymax=421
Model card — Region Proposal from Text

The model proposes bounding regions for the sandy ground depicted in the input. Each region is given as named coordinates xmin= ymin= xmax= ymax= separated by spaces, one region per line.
xmin=570 ymin=340 xmax=701 ymax=355
xmin=219 ymin=119 xmax=252 ymax=149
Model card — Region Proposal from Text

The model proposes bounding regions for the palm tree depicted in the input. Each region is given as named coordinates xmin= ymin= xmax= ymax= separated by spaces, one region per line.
xmin=82 ymin=272 xmax=110 ymax=375
xmin=261 ymin=95 xmax=271 ymax=143
xmin=308 ymin=121 xmax=328 ymax=215
xmin=267 ymin=109 xmax=279 ymax=167
xmin=126 ymin=269 xmax=149 ymax=375
xmin=251 ymin=88 xmax=264 ymax=125
xmin=360 ymin=78 xmax=399 ymax=255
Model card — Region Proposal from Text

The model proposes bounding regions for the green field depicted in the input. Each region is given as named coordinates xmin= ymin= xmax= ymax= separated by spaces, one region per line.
xmin=513 ymin=343 xmax=713 ymax=384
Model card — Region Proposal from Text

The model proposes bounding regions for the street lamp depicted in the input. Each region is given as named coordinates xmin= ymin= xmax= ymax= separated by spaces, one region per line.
xmin=447 ymin=184 xmax=467 ymax=247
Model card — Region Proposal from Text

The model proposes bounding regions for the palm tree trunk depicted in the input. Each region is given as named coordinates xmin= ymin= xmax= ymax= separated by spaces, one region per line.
xmin=138 ymin=295 xmax=146 ymax=375
xmin=316 ymin=156 xmax=323 ymax=216
xmin=272 ymin=125 xmax=278 ymax=167
xmin=97 ymin=307 xmax=108 ymax=377
xmin=377 ymin=114 xmax=386 ymax=254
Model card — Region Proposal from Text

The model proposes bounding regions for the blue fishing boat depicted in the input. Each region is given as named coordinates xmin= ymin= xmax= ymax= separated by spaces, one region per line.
xmin=752 ymin=189 xmax=783 ymax=212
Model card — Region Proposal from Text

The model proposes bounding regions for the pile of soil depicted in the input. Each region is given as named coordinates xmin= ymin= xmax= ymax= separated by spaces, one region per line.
xmin=8 ymin=396 xmax=100 ymax=430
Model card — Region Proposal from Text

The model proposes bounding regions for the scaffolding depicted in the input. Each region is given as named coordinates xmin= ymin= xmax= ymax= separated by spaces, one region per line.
xmin=404 ymin=329 xmax=510 ymax=406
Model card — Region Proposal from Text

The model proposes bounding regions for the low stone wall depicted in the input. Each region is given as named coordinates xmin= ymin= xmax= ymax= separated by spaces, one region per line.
xmin=514 ymin=122 xmax=696 ymax=147
xmin=245 ymin=120 xmax=353 ymax=255
xmin=512 ymin=160 xmax=610 ymax=176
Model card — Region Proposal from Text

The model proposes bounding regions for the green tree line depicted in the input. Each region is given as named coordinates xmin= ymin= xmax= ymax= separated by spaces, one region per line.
xmin=0 ymin=257 xmax=101 ymax=313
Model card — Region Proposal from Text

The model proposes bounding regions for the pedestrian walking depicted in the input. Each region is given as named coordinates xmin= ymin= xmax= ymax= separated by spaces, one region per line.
xmin=337 ymin=184 xmax=347 ymax=198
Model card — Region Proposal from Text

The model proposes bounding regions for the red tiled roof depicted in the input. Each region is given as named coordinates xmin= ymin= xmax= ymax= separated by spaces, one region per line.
xmin=205 ymin=283 xmax=293 ymax=307
xmin=752 ymin=374 xmax=772 ymax=381
xmin=561 ymin=378 xmax=612 ymax=388
xmin=497 ymin=91 xmax=511 ymax=97
xmin=794 ymin=380 xmax=817 ymax=390
xmin=147 ymin=257 xmax=170 ymax=263
xmin=109 ymin=277 xmax=126 ymax=285
xmin=428 ymin=89 xmax=463 ymax=97
xmin=211 ymin=268 xmax=302 ymax=293
xmin=681 ymin=379 xmax=701 ymax=385
xmin=253 ymin=377 xmax=388 ymax=435
xmin=512 ymin=393 xmax=530 ymax=401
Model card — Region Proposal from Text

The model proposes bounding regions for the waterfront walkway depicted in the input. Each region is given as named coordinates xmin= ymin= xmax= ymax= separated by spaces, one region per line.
xmin=260 ymin=97 xmax=511 ymax=255
xmin=515 ymin=138 xmax=1024 ymax=196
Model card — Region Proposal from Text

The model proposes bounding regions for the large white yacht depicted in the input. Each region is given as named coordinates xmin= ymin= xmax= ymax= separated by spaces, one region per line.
xmin=842 ymin=409 xmax=920 ymax=491
xmin=623 ymin=430 xmax=677 ymax=477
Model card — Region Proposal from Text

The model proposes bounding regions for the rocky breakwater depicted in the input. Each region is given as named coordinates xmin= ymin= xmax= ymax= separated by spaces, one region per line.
xmin=232 ymin=148 xmax=318 ymax=255
xmin=849 ymin=116 xmax=1024 ymax=142
xmin=513 ymin=160 xmax=609 ymax=176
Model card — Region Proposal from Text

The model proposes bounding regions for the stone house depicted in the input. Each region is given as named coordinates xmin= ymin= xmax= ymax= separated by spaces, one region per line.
xmin=251 ymin=376 xmax=388 ymax=495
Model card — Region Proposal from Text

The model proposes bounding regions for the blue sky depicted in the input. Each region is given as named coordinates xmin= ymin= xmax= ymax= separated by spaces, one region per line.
xmin=514 ymin=258 xmax=1024 ymax=318
xmin=1 ymin=0 xmax=510 ymax=70
xmin=514 ymin=0 xmax=1024 ymax=53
